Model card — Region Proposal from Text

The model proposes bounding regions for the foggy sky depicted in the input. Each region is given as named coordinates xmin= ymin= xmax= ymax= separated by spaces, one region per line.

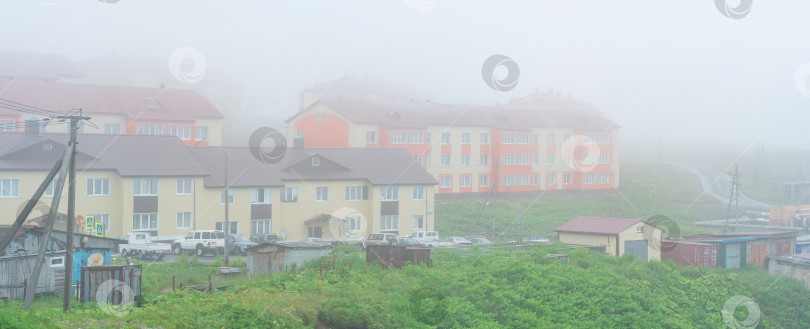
xmin=2 ymin=0 xmax=810 ymax=152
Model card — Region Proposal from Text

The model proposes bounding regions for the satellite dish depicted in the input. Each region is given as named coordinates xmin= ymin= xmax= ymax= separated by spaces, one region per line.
xmin=280 ymin=228 xmax=287 ymax=240
xmin=87 ymin=252 xmax=104 ymax=266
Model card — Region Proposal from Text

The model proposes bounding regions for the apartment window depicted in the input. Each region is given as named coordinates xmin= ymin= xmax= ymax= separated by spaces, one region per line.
xmin=380 ymin=215 xmax=398 ymax=232
xmin=166 ymin=125 xmax=191 ymax=140
xmin=441 ymin=132 xmax=451 ymax=144
xmin=390 ymin=132 xmax=407 ymax=144
xmin=584 ymin=173 xmax=596 ymax=185
xmin=413 ymin=154 xmax=423 ymax=166
xmin=1 ymin=179 xmax=20 ymax=198
xmin=176 ymin=178 xmax=192 ymax=195
xmin=219 ymin=189 xmax=234 ymax=204
xmin=440 ymin=175 xmax=451 ymax=189
xmin=480 ymin=132 xmax=489 ymax=144
xmin=480 ymin=154 xmax=490 ymax=165
xmin=136 ymin=124 xmax=163 ymax=135
xmin=132 ymin=213 xmax=158 ymax=231
xmin=176 ymin=212 xmax=192 ymax=229
xmin=88 ymin=178 xmax=111 ymax=196
xmin=345 ymin=186 xmax=367 ymax=201
xmin=533 ymin=133 xmax=539 ymax=144
xmin=412 ymin=215 xmax=425 ymax=230
xmin=547 ymin=134 xmax=555 ymax=145
xmin=44 ymin=179 xmax=59 ymax=197
xmin=547 ymin=174 xmax=556 ymax=185
xmin=596 ymin=134 xmax=610 ymax=144
xmin=461 ymin=133 xmax=470 ymax=144
xmin=426 ymin=154 xmax=431 ymax=167
xmin=312 ymin=156 xmax=320 ymax=167
xmin=0 ymin=119 xmax=14 ymax=132
xmin=441 ymin=155 xmax=450 ymax=167
xmin=502 ymin=154 xmax=515 ymax=165
xmin=104 ymin=123 xmax=121 ymax=134
xmin=94 ymin=214 xmax=110 ymax=232
xmin=215 ymin=221 xmax=238 ymax=234
xmin=461 ymin=154 xmax=470 ymax=166
xmin=584 ymin=135 xmax=596 ymax=144
xmin=516 ymin=175 xmax=530 ymax=186
xmin=479 ymin=175 xmax=490 ymax=187
xmin=426 ymin=132 xmax=431 ymax=144
xmin=564 ymin=173 xmax=573 ymax=185
xmin=412 ymin=186 xmax=425 ymax=200
xmin=502 ymin=175 xmax=514 ymax=187
xmin=281 ymin=187 xmax=299 ymax=202
xmin=408 ymin=132 xmax=423 ymax=144
xmin=314 ymin=113 xmax=328 ymax=121
xmin=195 ymin=126 xmax=209 ymax=141
xmin=460 ymin=175 xmax=471 ymax=188
xmin=252 ymin=220 xmax=271 ymax=235
xmin=533 ymin=154 xmax=540 ymax=165
xmin=598 ymin=154 xmax=610 ymax=165
xmin=295 ymin=130 xmax=304 ymax=137
xmin=516 ymin=133 xmax=530 ymax=144
xmin=564 ymin=154 xmax=574 ymax=167
xmin=316 ymin=186 xmax=329 ymax=202
xmin=532 ymin=174 xmax=539 ymax=185
xmin=547 ymin=154 xmax=556 ymax=166
xmin=132 ymin=178 xmax=157 ymax=196
xmin=583 ymin=154 xmax=597 ymax=165
xmin=366 ymin=131 xmax=377 ymax=144
xmin=597 ymin=173 xmax=610 ymax=184
xmin=345 ymin=216 xmax=362 ymax=232
xmin=380 ymin=186 xmax=399 ymax=201
xmin=250 ymin=187 xmax=272 ymax=204
xmin=517 ymin=154 xmax=530 ymax=165
xmin=501 ymin=133 xmax=514 ymax=144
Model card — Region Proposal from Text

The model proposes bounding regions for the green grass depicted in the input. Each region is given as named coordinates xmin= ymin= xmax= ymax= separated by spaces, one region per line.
xmin=435 ymin=161 xmax=727 ymax=239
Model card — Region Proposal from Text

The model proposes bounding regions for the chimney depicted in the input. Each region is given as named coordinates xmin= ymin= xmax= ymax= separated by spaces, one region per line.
xmin=293 ymin=136 xmax=305 ymax=148
xmin=24 ymin=117 xmax=41 ymax=137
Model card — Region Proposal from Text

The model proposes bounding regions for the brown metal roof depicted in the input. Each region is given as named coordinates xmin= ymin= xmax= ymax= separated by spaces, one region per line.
xmin=555 ymin=216 xmax=641 ymax=235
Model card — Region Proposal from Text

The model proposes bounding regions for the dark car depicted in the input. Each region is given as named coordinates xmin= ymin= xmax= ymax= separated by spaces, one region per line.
xmin=250 ymin=233 xmax=280 ymax=244
xmin=398 ymin=238 xmax=427 ymax=248
xmin=228 ymin=234 xmax=258 ymax=255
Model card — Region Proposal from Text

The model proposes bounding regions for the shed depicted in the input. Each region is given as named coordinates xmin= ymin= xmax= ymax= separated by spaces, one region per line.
xmin=661 ymin=240 xmax=718 ymax=268
xmin=677 ymin=235 xmax=754 ymax=268
xmin=681 ymin=231 xmax=796 ymax=268
xmin=246 ymin=241 xmax=332 ymax=274
xmin=767 ymin=254 xmax=810 ymax=289
xmin=0 ymin=251 xmax=66 ymax=299
xmin=366 ymin=245 xmax=430 ymax=268
xmin=554 ymin=217 xmax=663 ymax=261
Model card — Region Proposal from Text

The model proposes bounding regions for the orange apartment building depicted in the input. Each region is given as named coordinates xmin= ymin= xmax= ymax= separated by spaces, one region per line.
xmin=0 ymin=80 xmax=223 ymax=146
xmin=287 ymin=90 xmax=621 ymax=194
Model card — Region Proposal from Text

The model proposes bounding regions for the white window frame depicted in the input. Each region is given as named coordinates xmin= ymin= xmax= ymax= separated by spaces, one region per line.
xmin=597 ymin=173 xmax=610 ymax=184
xmin=94 ymin=214 xmax=110 ymax=232
xmin=380 ymin=215 xmax=398 ymax=232
xmin=345 ymin=216 xmax=362 ymax=232
xmin=166 ymin=125 xmax=191 ymax=140
xmin=461 ymin=133 xmax=470 ymax=144
xmin=390 ymin=132 xmax=407 ymax=144
xmin=461 ymin=154 xmax=470 ymax=166
xmin=132 ymin=178 xmax=157 ymax=196
xmin=366 ymin=131 xmax=377 ymax=144
xmin=532 ymin=174 xmax=539 ymax=185
xmin=441 ymin=154 xmax=450 ymax=167
xmin=104 ymin=123 xmax=121 ymax=135
xmin=584 ymin=173 xmax=596 ymax=185
xmin=547 ymin=133 xmax=555 ymax=145
xmin=44 ymin=179 xmax=58 ymax=198
xmin=480 ymin=132 xmax=489 ymax=144
xmin=176 ymin=212 xmax=192 ymax=229
xmin=408 ymin=132 xmax=423 ymax=144
xmin=533 ymin=133 xmax=539 ymax=144
xmin=412 ymin=215 xmax=425 ymax=230
xmin=412 ymin=186 xmax=425 ymax=200
xmin=479 ymin=175 xmax=490 ymax=187
xmin=440 ymin=175 xmax=451 ymax=189
xmin=215 ymin=221 xmax=238 ymax=234
xmin=176 ymin=178 xmax=192 ymax=195
xmin=547 ymin=154 xmax=556 ymax=166
xmin=251 ymin=219 xmax=271 ymax=235
xmin=250 ymin=187 xmax=272 ymax=204
xmin=380 ymin=186 xmax=399 ymax=201
xmin=194 ymin=126 xmax=209 ymax=141
xmin=480 ymin=154 xmax=490 ymax=165
xmin=87 ymin=178 xmax=111 ymax=196
xmin=219 ymin=188 xmax=234 ymax=205
xmin=516 ymin=175 xmax=529 ymax=186
xmin=598 ymin=153 xmax=610 ymax=165
xmin=136 ymin=124 xmax=163 ymax=135
xmin=502 ymin=175 xmax=514 ymax=187
xmin=533 ymin=154 xmax=540 ymax=165
xmin=460 ymin=175 xmax=471 ymax=188
xmin=281 ymin=187 xmax=299 ymax=202
xmin=132 ymin=213 xmax=158 ymax=231
xmin=563 ymin=173 xmax=573 ymax=185
xmin=547 ymin=173 xmax=556 ymax=185
xmin=345 ymin=186 xmax=366 ymax=201
xmin=316 ymin=186 xmax=329 ymax=202
xmin=441 ymin=132 xmax=451 ymax=144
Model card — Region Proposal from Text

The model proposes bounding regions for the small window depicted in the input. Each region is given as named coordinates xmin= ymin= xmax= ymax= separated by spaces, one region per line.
xmin=636 ymin=226 xmax=644 ymax=233
xmin=50 ymin=257 xmax=64 ymax=267
xmin=312 ymin=156 xmax=320 ymax=167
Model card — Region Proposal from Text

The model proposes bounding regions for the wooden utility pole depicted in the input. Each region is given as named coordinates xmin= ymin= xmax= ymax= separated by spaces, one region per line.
xmin=223 ymin=150 xmax=229 ymax=266
xmin=63 ymin=111 xmax=88 ymax=312
xmin=491 ymin=160 xmax=499 ymax=241
xmin=724 ymin=164 xmax=740 ymax=233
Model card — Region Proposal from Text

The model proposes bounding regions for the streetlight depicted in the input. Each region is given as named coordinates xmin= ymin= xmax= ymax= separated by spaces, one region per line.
xmin=192 ymin=138 xmax=207 ymax=230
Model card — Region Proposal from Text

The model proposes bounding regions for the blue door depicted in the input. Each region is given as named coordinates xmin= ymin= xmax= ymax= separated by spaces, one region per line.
xmin=624 ymin=240 xmax=648 ymax=261
xmin=725 ymin=243 xmax=742 ymax=268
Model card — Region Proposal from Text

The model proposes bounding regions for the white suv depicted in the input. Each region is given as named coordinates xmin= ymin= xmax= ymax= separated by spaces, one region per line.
xmin=173 ymin=230 xmax=226 ymax=256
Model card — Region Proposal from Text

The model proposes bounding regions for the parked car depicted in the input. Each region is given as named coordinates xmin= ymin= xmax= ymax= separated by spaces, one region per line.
xmin=119 ymin=232 xmax=172 ymax=259
xmin=442 ymin=236 xmax=472 ymax=247
xmin=172 ymin=230 xmax=226 ymax=256
xmin=228 ymin=234 xmax=258 ymax=255
xmin=398 ymin=238 xmax=427 ymax=248
xmin=465 ymin=235 xmax=492 ymax=245
xmin=250 ymin=233 xmax=280 ymax=244
xmin=361 ymin=233 xmax=399 ymax=249
xmin=410 ymin=231 xmax=447 ymax=248
xmin=523 ymin=235 xmax=550 ymax=243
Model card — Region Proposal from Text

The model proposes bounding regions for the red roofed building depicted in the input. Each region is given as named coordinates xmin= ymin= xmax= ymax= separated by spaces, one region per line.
xmin=287 ymin=87 xmax=620 ymax=194
xmin=0 ymin=80 xmax=223 ymax=146
xmin=555 ymin=216 xmax=663 ymax=261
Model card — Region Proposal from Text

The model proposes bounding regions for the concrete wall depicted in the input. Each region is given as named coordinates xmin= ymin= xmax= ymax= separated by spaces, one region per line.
xmin=769 ymin=260 xmax=810 ymax=289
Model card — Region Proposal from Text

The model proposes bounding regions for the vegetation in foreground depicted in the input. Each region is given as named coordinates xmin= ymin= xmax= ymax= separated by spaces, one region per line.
xmin=2 ymin=244 xmax=809 ymax=328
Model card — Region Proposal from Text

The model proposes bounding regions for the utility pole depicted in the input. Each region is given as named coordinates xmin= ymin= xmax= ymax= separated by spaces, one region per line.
xmin=63 ymin=112 xmax=84 ymax=312
xmin=724 ymin=165 xmax=740 ymax=233
xmin=491 ymin=160 xmax=499 ymax=241
xmin=223 ymin=150 xmax=229 ymax=266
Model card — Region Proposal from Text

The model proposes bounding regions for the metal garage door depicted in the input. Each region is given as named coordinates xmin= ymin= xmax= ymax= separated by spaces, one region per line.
xmin=725 ymin=243 xmax=742 ymax=268
xmin=625 ymin=240 xmax=648 ymax=261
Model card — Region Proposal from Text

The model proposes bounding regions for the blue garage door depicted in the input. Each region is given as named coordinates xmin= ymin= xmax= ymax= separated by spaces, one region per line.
xmin=625 ymin=240 xmax=648 ymax=261
xmin=725 ymin=243 xmax=742 ymax=269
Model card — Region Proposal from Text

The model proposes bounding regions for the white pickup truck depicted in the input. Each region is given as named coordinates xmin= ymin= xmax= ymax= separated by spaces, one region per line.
xmin=119 ymin=232 xmax=172 ymax=260
xmin=410 ymin=231 xmax=450 ymax=248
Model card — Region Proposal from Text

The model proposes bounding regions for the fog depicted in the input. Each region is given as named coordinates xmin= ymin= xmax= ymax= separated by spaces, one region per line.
xmin=2 ymin=0 xmax=810 ymax=152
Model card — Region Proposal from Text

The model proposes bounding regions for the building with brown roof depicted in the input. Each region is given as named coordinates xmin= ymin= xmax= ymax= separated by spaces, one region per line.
xmin=287 ymin=89 xmax=620 ymax=194
xmin=0 ymin=130 xmax=436 ymax=241
xmin=555 ymin=216 xmax=663 ymax=261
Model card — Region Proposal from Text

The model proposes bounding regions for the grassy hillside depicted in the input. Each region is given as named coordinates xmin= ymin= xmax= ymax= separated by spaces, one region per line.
xmin=3 ymin=246 xmax=809 ymax=328
xmin=434 ymin=162 xmax=727 ymax=239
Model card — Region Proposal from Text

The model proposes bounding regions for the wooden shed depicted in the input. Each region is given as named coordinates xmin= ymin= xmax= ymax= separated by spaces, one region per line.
xmin=366 ymin=245 xmax=431 ymax=269
xmin=0 ymin=251 xmax=66 ymax=299
xmin=246 ymin=241 xmax=332 ymax=274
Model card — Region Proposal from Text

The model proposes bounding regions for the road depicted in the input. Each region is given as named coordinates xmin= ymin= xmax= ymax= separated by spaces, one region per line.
xmin=680 ymin=164 xmax=773 ymax=210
